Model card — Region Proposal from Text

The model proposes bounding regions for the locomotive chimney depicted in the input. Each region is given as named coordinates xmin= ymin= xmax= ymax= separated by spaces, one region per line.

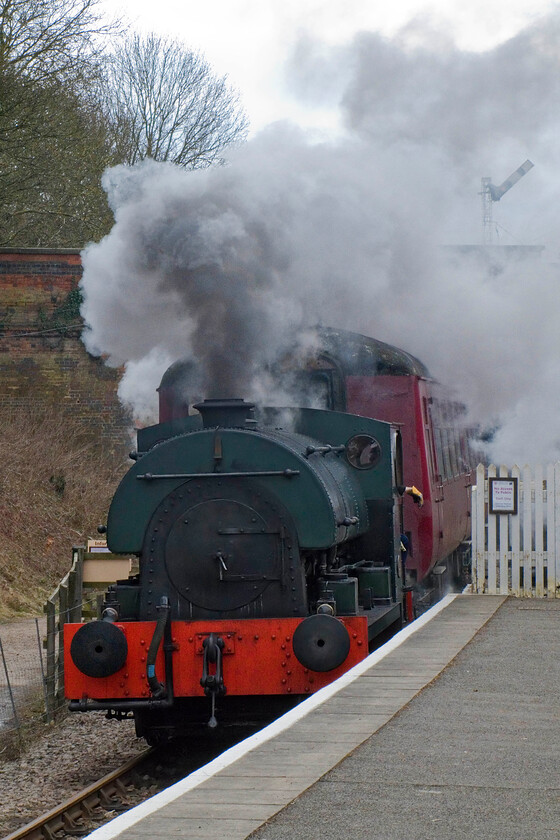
xmin=193 ymin=398 xmax=256 ymax=429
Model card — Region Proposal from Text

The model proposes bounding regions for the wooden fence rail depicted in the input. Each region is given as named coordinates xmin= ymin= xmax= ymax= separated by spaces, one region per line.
xmin=472 ymin=463 xmax=560 ymax=597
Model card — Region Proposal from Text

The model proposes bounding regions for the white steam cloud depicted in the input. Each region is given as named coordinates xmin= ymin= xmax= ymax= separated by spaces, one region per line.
xmin=81 ymin=13 xmax=560 ymax=464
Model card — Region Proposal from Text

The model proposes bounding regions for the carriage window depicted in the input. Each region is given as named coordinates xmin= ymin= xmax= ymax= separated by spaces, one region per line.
xmin=434 ymin=427 xmax=444 ymax=480
xmin=459 ymin=431 xmax=473 ymax=472
xmin=449 ymin=428 xmax=459 ymax=477
xmin=441 ymin=429 xmax=452 ymax=480
xmin=294 ymin=372 xmax=332 ymax=408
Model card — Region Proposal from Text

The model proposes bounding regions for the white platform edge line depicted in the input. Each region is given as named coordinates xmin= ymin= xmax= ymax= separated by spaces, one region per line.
xmin=84 ymin=594 xmax=458 ymax=840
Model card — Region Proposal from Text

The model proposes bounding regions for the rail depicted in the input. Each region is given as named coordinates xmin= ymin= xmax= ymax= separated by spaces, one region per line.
xmin=1 ymin=750 xmax=153 ymax=840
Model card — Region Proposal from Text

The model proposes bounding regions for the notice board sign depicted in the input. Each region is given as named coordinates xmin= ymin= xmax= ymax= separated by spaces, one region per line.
xmin=489 ymin=477 xmax=518 ymax=515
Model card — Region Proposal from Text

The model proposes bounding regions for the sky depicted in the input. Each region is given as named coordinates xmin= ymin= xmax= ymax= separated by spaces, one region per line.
xmin=101 ymin=0 xmax=556 ymax=129
xmin=84 ymin=0 xmax=560 ymax=465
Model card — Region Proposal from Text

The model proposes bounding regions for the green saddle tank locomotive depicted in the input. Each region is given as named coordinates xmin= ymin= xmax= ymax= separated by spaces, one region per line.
xmin=65 ymin=328 xmax=472 ymax=743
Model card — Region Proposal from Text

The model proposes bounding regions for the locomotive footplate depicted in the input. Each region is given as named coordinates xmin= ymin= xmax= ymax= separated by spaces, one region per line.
xmin=365 ymin=602 xmax=403 ymax=640
xmin=64 ymin=616 xmax=368 ymax=704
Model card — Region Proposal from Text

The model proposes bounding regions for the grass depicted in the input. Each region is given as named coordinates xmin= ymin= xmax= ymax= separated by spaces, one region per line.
xmin=0 ymin=406 xmax=127 ymax=619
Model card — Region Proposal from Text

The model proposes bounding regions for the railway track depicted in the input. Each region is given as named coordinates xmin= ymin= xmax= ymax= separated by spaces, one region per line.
xmin=2 ymin=720 xmax=268 ymax=840
xmin=2 ymin=749 xmax=156 ymax=840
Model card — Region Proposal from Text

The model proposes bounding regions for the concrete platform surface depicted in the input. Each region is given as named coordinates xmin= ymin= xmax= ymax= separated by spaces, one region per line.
xmin=90 ymin=592 xmax=560 ymax=840
xmin=251 ymin=597 xmax=560 ymax=840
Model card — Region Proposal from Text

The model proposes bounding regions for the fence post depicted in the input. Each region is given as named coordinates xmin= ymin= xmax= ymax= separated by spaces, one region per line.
xmin=498 ymin=465 xmax=510 ymax=594
xmin=554 ymin=463 xmax=560 ymax=596
xmin=57 ymin=582 xmax=68 ymax=706
xmin=70 ymin=546 xmax=84 ymax=622
xmin=510 ymin=465 xmax=521 ymax=595
xmin=546 ymin=463 xmax=555 ymax=597
xmin=534 ymin=464 xmax=544 ymax=597
xmin=0 ymin=635 xmax=22 ymax=745
xmin=471 ymin=483 xmax=478 ymax=592
xmin=473 ymin=463 xmax=486 ymax=593
xmin=35 ymin=617 xmax=50 ymax=724
xmin=522 ymin=464 xmax=533 ymax=596
xmin=44 ymin=598 xmax=56 ymax=721
xmin=487 ymin=464 xmax=497 ymax=594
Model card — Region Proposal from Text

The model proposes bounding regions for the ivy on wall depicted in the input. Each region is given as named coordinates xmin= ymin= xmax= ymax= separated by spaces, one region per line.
xmin=36 ymin=287 xmax=84 ymax=337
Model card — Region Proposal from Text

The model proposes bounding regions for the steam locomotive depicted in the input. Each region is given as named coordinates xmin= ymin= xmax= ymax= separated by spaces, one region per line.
xmin=64 ymin=328 xmax=474 ymax=743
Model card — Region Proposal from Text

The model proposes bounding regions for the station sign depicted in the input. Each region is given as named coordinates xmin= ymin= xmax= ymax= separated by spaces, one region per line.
xmin=86 ymin=538 xmax=110 ymax=553
xmin=489 ymin=477 xmax=518 ymax=515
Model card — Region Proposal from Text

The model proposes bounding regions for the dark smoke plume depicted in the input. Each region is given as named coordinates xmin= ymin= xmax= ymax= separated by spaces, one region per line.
xmin=81 ymin=12 xmax=560 ymax=463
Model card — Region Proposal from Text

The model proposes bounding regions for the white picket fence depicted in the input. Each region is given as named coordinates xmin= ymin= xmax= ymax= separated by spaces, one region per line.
xmin=472 ymin=463 xmax=560 ymax=597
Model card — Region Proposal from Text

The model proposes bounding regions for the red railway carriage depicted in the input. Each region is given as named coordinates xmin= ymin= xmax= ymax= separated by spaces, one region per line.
xmin=346 ymin=375 xmax=472 ymax=582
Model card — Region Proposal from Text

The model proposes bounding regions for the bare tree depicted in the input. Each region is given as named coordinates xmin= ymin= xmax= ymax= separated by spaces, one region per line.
xmin=0 ymin=0 xmax=118 ymax=84
xmin=0 ymin=0 xmax=121 ymax=245
xmin=103 ymin=33 xmax=249 ymax=169
xmin=0 ymin=0 xmax=116 ymax=158
xmin=0 ymin=3 xmax=248 ymax=246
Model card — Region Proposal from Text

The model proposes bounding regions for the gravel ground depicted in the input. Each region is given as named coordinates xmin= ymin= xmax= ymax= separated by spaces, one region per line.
xmin=0 ymin=708 xmax=146 ymax=836
xmin=0 ymin=618 xmax=147 ymax=837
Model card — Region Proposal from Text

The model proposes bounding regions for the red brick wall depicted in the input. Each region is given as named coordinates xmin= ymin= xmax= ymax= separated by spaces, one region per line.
xmin=0 ymin=249 xmax=129 ymax=451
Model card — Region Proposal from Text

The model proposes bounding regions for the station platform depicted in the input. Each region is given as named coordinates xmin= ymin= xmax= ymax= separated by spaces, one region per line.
xmin=87 ymin=594 xmax=560 ymax=840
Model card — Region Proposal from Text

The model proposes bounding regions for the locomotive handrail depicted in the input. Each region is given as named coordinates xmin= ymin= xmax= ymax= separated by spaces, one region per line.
xmin=136 ymin=469 xmax=300 ymax=480
xmin=304 ymin=444 xmax=346 ymax=457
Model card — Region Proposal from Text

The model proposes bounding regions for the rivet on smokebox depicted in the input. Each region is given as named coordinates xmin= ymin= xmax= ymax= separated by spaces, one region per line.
xmin=281 ymin=678 xmax=287 ymax=685
xmin=254 ymin=635 xmax=259 ymax=640
xmin=352 ymin=633 xmax=357 ymax=639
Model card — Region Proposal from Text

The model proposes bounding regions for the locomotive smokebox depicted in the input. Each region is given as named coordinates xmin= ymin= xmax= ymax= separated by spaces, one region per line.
xmin=193 ymin=398 xmax=256 ymax=429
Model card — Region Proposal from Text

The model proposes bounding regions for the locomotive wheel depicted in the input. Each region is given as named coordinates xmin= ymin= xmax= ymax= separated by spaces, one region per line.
xmin=70 ymin=621 xmax=128 ymax=678
xmin=292 ymin=614 xmax=350 ymax=672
